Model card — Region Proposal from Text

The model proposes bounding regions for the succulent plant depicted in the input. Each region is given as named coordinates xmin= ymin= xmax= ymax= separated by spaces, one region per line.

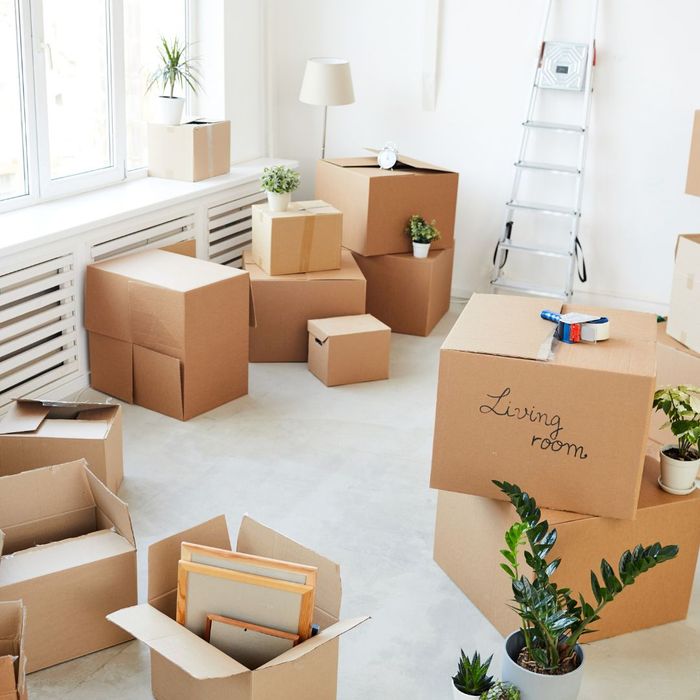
xmin=480 ymin=680 xmax=520 ymax=700
xmin=452 ymin=649 xmax=493 ymax=696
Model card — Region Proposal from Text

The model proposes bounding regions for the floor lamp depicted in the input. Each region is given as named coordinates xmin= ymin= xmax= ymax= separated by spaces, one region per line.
xmin=299 ymin=57 xmax=355 ymax=159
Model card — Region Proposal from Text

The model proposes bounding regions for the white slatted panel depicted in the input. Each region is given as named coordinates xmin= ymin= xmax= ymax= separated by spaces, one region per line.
xmin=207 ymin=191 xmax=266 ymax=268
xmin=0 ymin=254 xmax=79 ymax=409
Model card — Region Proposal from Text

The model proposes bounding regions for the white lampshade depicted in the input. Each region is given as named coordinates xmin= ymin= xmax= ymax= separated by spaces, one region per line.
xmin=299 ymin=57 xmax=355 ymax=107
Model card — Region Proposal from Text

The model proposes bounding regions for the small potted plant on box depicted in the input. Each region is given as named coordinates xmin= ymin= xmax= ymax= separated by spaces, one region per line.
xmin=452 ymin=650 xmax=494 ymax=698
xmin=493 ymin=479 xmax=679 ymax=700
xmin=146 ymin=37 xmax=201 ymax=125
xmin=406 ymin=214 xmax=440 ymax=258
xmin=482 ymin=682 xmax=520 ymax=700
xmin=260 ymin=165 xmax=301 ymax=212
xmin=652 ymin=385 xmax=700 ymax=494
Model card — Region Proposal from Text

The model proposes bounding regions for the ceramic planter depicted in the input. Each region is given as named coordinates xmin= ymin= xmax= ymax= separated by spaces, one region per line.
xmin=412 ymin=241 xmax=431 ymax=258
xmin=267 ymin=191 xmax=291 ymax=212
xmin=452 ymin=683 xmax=481 ymax=700
xmin=154 ymin=96 xmax=185 ymax=125
xmin=501 ymin=631 xmax=584 ymax=700
xmin=659 ymin=445 xmax=699 ymax=494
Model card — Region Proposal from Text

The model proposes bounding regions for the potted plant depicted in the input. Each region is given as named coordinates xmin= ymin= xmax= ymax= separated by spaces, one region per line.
xmin=146 ymin=37 xmax=201 ymax=126
xmin=405 ymin=214 xmax=440 ymax=258
xmin=452 ymin=650 xmax=494 ymax=698
xmin=482 ymin=682 xmax=520 ymax=700
xmin=652 ymin=385 xmax=700 ymax=494
xmin=260 ymin=165 xmax=301 ymax=212
xmin=493 ymin=479 xmax=679 ymax=700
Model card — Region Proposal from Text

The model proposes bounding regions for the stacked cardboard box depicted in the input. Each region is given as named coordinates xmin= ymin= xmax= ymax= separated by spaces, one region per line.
xmin=0 ymin=601 xmax=27 ymax=700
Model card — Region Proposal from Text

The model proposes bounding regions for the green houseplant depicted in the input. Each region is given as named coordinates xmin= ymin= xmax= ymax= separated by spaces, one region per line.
xmin=652 ymin=385 xmax=700 ymax=494
xmin=405 ymin=214 xmax=440 ymax=258
xmin=260 ymin=165 xmax=301 ymax=212
xmin=452 ymin=650 xmax=494 ymax=697
xmin=146 ymin=37 xmax=202 ymax=125
xmin=493 ymin=479 xmax=679 ymax=700
xmin=481 ymin=681 xmax=520 ymax=700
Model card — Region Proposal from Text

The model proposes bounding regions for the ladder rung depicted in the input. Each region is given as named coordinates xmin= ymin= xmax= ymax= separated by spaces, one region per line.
xmin=523 ymin=120 xmax=585 ymax=133
xmin=498 ymin=242 xmax=572 ymax=259
xmin=507 ymin=200 xmax=579 ymax=217
xmin=515 ymin=160 xmax=581 ymax=175
xmin=491 ymin=277 xmax=569 ymax=300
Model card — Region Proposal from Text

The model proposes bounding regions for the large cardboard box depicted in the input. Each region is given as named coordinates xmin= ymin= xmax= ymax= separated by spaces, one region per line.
xmin=667 ymin=234 xmax=700 ymax=353
xmin=352 ymin=247 xmax=454 ymax=336
xmin=307 ymin=314 xmax=390 ymax=386
xmin=251 ymin=201 xmax=342 ymax=275
xmin=0 ymin=399 xmax=123 ymax=492
xmin=430 ymin=294 xmax=657 ymax=519
xmin=85 ymin=249 xmax=249 ymax=420
xmin=434 ymin=455 xmax=700 ymax=642
xmin=0 ymin=602 xmax=27 ymax=700
xmin=245 ymin=250 xmax=366 ymax=362
xmin=685 ymin=111 xmax=700 ymax=195
xmin=0 ymin=460 xmax=137 ymax=672
xmin=107 ymin=515 xmax=368 ymax=700
xmin=315 ymin=156 xmax=458 ymax=256
xmin=148 ymin=121 xmax=231 ymax=182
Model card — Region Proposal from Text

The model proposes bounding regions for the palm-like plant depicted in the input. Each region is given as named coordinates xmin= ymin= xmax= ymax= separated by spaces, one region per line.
xmin=146 ymin=37 xmax=202 ymax=99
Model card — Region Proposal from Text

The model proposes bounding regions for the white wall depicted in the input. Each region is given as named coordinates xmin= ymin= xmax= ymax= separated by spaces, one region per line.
xmin=266 ymin=0 xmax=700 ymax=311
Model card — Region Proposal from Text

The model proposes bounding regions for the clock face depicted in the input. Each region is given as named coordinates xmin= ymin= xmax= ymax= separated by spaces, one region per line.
xmin=378 ymin=148 xmax=397 ymax=170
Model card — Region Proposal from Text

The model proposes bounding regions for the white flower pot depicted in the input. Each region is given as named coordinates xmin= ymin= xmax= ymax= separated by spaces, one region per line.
xmin=154 ymin=96 xmax=185 ymax=126
xmin=267 ymin=191 xmax=291 ymax=212
xmin=412 ymin=241 xmax=431 ymax=258
xmin=452 ymin=682 xmax=481 ymax=699
xmin=659 ymin=445 xmax=699 ymax=494
xmin=501 ymin=631 xmax=584 ymax=700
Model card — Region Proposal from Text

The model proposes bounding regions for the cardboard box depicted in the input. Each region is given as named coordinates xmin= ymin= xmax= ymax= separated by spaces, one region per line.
xmin=85 ymin=249 xmax=249 ymax=420
xmin=0 ymin=460 xmax=137 ymax=672
xmin=251 ymin=201 xmax=342 ymax=276
xmin=434 ymin=454 xmax=700 ymax=642
xmin=667 ymin=234 xmax=700 ymax=353
xmin=107 ymin=515 xmax=368 ymax=700
xmin=685 ymin=111 xmax=700 ymax=195
xmin=307 ymin=314 xmax=390 ymax=386
xmin=0 ymin=399 xmax=123 ymax=492
xmin=245 ymin=250 xmax=366 ymax=362
xmin=430 ymin=294 xmax=657 ymax=519
xmin=148 ymin=121 xmax=231 ymax=182
xmin=315 ymin=156 xmax=458 ymax=256
xmin=0 ymin=602 xmax=27 ymax=700
xmin=352 ymin=247 xmax=454 ymax=336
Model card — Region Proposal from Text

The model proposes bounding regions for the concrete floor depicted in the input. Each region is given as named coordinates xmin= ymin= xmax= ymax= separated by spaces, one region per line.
xmin=28 ymin=304 xmax=700 ymax=699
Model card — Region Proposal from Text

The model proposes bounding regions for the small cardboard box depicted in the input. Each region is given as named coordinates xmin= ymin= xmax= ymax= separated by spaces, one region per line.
xmin=315 ymin=156 xmax=458 ymax=256
xmin=434 ymin=455 xmax=700 ymax=641
xmin=685 ymin=111 xmax=700 ymax=195
xmin=0 ymin=460 xmax=137 ymax=672
xmin=85 ymin=249 xmax=249 ymax=420
xmin=667 ymin=234 xmax=700 ymax=353
xmin=245 ymin=249 xmax=366 ymax=362
xmin=148 ymin=121 xmax=231 ymax=182
xmin=0 ymin=399 xmax=123 ymax=492
xmin=251 ymin=200 xmax=342 ymax=276
xmin=0 ymin=601 xmax=27 ymax=700
xmin=430 ymin=294 xmax=657 ymax=519
xmin=107 ymin=515 xmax=368 ymax=700
xmin=352 ymin=247 xmax=454 ymax=336
xmin=307 ymin=314 xmax=390 ymax=387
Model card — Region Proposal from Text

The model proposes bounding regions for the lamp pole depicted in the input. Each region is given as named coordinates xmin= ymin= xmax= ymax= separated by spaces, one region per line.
xmin=321 ymin=105 xmax=328 ymax=159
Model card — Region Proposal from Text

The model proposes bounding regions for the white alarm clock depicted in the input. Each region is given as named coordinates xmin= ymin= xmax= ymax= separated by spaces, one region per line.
xmin=377 ymin=142 xmax=399 ymax=170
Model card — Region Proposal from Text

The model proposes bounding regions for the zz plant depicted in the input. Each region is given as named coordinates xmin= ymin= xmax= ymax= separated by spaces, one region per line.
xmin=652 ymin=385 xmax=700 ymax=460
xmin=452 ymin=650 xmax=494 ymax=696
xmin=494 ymin=479 xmax=679 ymax=674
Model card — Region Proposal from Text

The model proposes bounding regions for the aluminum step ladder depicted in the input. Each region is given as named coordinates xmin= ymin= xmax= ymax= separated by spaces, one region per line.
xmin=490 ymin=0 xmax=600 ymax=300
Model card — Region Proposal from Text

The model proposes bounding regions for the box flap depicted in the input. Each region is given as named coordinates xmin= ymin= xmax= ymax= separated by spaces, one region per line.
xmin=326 ymin=153 xmax=453 ymax=173
xmin=256 ymin=200 xmax=340 ymax=218
xmin=0 ymin=657 xmax=15 ymax=694
xmin=675 ymin=233 xmax=700 ymax=259
xmin=107 ymin=605 xmax=248 ymax=680
xmin=0 ymin=401 xmax=49 ymax=435
xmin=84 ymin=468 xmax=135 ymax=546
xmin=236 ymin=516 xmax=341 ymax=623
xmin=308 ymin=314 xmax=390 ymax=342
xmin=443 ymin=294 xmax=558 ymax=361
xmin=0 ymin=532 xmax=4 ymax=558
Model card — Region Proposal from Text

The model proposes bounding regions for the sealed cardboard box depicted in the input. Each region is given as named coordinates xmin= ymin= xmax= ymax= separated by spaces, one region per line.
xmin=307 ymin=314 xmax=390 ymax=386
xmin=245 ymin=250 xmax=366 ymax=362
xmin=685 ymin=111 xmax=700 ymax=195
xmin=434 ymin=455 xmax=700 ymax=641
xmin=107 ymin=515 xmax=368 ymax=700
xmin=85 ymin=249 xmax=249 ymax=420
xmin=0 ymin=460 xmax=137 ymax=672
xmin=0 ymin=399 xmax=123 ymax=492
xmin=430 ymin=294 xmax=656 ymax=519
xmin=0 ymin=601 xmax=27 ymax=700
xmin=315 ymin=155 xmax=458 ymax=256
xmin=667 ymin=234 xmax=700 ymax=353
xmin=148 ymin=121 xmax=231 ymax=182
xmin=251 ymin=200 xmax=342 ymax=275
xmin=352 ymin=247 xmax=454 ymax=336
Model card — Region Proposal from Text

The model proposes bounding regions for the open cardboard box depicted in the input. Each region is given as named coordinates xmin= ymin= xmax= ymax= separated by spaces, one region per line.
xmin=0 ymin=460 xmax=137 ymax=672
xmin=108 ymin=515 xmax=368 ymax=700
xmin=667 ymin=234 xmax=700 ymax=353
xmin=430 ymin=294 xmax=657 ymax=519
xmin=0 ymin=601 xmax=27 ymax=700
xmin=315 ymin=155 xmax=458 ymax=257
xmin=434 ymin=454 xmax=700 ymax=641
xmin=0 ymin=399 xmax=123 ymax=492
